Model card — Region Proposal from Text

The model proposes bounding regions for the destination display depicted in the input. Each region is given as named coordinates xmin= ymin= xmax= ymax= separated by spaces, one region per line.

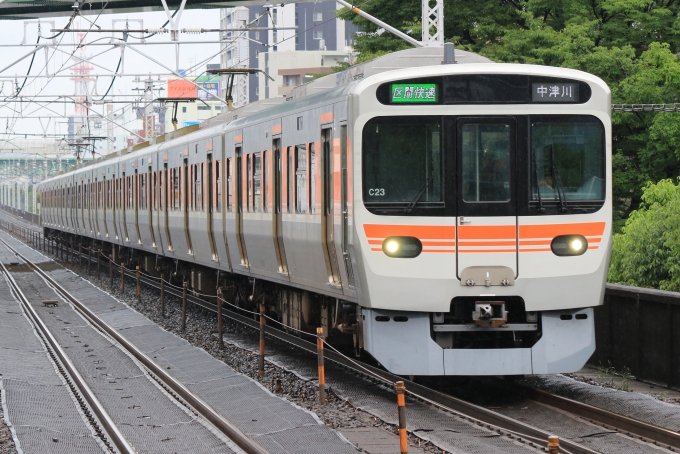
xmin=391 ymin=83 xmax=438 ymax=103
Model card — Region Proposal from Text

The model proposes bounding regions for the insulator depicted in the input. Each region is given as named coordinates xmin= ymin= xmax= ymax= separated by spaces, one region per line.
xmin=182 ymin=28 xmax=203 ymax=34
xmin=147 ymin=28 xmax=167 ymax=34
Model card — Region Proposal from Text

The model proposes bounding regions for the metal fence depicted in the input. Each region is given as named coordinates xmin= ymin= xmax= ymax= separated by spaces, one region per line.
xmin=591 ymin=284 xmax=680 ymax=389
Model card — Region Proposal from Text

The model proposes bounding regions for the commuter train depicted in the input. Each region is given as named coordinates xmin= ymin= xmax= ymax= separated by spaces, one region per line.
xmin=39 ymin=46 xmax=612 ymax=376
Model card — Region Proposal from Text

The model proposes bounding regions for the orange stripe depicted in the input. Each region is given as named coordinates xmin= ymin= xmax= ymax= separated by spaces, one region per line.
xmin=320 ymin=112 xmax=333 ymax=123
xmin=520 ymin=248 xmax=552 ymax=252
xmin=520 ymin=240 xmax=552 ymax=245
xmin=272 ymin=124 xmax=282 ymax=134
xmin=457 ymin=240 xmax=516 ymax=246
xmin=234 ymin=134 xmax=243 ymax=143
xmin=458 ymin=225 xmax=516 ymax=240
xmin=422 ymin=250 xmax=455 ymax=253
xmin=422 ymin=241 xmax=456 ymax=246
xmin=520 ymin=222 xmax=605 ymax=239
xmin=459 ymin=249 xmax=516 ymax=253
xmin=364 ymin=224 xmax=455 ymax=240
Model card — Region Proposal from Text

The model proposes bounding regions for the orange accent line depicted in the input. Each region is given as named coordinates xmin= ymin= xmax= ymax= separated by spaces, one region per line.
xmin=520 ymin=222 xmax=606 ymax=239
xmin=459 ymin=249 xmax=517 ymax=253
xmin=457 ymin=240 xmax=516 ymax=246
xmin=422 ymin=250 xmax=455 ymax=253
xmin=371 ymin=247 xmax=382 ymax=251
xmin=234 ymin=134 xmax=243 ymax=143
xmin=458 ymin=225 xmax=516 ymax=240
xmin=272 ymin=124 xmax=282 ymax=134
xmin=520 ymin=248 xmax=552 ymax=252
xmin=320 ymin=112 xmax=334 ymax=124
xmin=206 ymin=142 xmax=213 ymax=151
xmin=519 ymin=240 xmax=551 ymax=245
xmin=421 ymin=241 xmax=456 ymax=246
xmin=364 ymin=224 xmax=455 ymax=240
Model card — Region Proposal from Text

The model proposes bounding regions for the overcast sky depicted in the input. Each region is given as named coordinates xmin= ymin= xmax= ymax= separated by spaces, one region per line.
xmin=0 ymin=6 xmax=238 ymax=154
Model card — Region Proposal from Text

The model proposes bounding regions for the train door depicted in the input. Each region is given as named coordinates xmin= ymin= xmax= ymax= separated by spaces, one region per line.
xmin=272 ymin=139 xmax=288 ymax=274
xmin=183 ymin=158 xmax=193 ymax=254
xmin=112 ymin=176 xmax=118 ymax=239
xmin=148 ymin=166 xmax=157 ymax=247
xmin=163 ymin=163 xmax=173 ymax=251
xmin=455 ymin=117 xmax=518 ymax=282
xmin=134 ymin=169 xmax=141 ymax=244
xmin=206 ymin=153 xmax=218 ymax=261
xmin=340 ymin=124 xmax=355 ymax=288
xmin=321 ymin=128 xmax=342 ymax=286
xmin=122 ymin=173 xmax=129 ymax=241
xmin=235 ymin=146 xmax=248 ymax=267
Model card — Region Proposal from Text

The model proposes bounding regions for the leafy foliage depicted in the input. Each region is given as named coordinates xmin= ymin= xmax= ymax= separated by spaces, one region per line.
xmin=608 ymin=179 xmax=680 ymax=291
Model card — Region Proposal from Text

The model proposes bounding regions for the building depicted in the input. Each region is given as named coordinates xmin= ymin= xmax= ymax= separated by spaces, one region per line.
xmin=220 ymin=2 xmax=359 ymax=105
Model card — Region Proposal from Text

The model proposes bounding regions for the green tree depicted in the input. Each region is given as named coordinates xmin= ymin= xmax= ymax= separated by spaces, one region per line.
xmin=608 ymin=178 xmax=680 ymax=291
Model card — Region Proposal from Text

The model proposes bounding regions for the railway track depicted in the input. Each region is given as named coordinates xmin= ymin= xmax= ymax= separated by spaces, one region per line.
xmin=0 ymin=234 xmax=268 ymax=454
xmin=3 ymin=213 xmax=680 ymax=454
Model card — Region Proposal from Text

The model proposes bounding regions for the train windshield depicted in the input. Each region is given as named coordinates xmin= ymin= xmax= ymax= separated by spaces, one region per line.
xmin=530 ymin=117 xmax=605 ymax=204
xmin=362 ymin=116 xmax=442 ymax=207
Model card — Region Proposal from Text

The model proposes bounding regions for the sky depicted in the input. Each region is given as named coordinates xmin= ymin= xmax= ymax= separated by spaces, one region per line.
xmin=0 ymin=5 xmax=236 ymax=156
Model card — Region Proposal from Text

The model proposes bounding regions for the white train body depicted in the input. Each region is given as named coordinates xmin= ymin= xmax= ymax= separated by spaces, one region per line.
xmin=39 ymin=47 xmax=612 ymax=376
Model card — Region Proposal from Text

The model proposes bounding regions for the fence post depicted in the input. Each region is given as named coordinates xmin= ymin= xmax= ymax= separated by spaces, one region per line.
xmin=181 ymin=281 xmax=188 ymax=331
xmin=120 ymin=262 xmax=125 ymax=293
xmin=548 ymin=435 xmax=559 ymax=454
xmin=259 ymin=300 xmax=265 ymax=377
xmin=217 ymin=287 xmax=224 ymax=348
xmin=317 ymin=327 xmax=326 ymax=405
xmin=395 ymin=381 xmax=408 ymax=454
xmin=160 ymin=272 xmax=165 ymax=317
xmin=136 ymin=266 xmax=141 ymax=304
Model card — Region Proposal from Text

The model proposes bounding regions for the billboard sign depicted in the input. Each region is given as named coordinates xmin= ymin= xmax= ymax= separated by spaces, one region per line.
xmin=168 ymin=79 xmax=198 ymax=99
xmin=198 ymin=81 xmax=220 ymax=101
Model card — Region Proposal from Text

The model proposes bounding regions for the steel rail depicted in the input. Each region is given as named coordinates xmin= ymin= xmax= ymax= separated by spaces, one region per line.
xmin=524 ymin=387 xmax=680 ymax=449
xmin=2 ymin=239 xmax=269 ymax=454
xmin=0 ymin=243 xmax=134 ymax=454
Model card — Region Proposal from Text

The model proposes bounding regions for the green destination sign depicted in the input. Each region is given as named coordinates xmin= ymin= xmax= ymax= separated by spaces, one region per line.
xmin=391 ymin=83 xmax=438 ymax=103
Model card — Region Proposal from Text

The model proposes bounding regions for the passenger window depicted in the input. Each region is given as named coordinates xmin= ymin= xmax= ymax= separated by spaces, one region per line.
xmin=227 ymin=158 xmax=232 ymax=212
xmin=531 ymin=117 xmax=604 ymax=202
xmin=461 ymin=123 xmax=511 ymax=202
xmin=363 ymin=116 xmax=442 ymax=206
xmin=254 ymin=152 xmax=262 ymax=212
xmin=295 ymin=145 xmax=307 ymax=214
xmin=309 ymin=143 xmax=315 ymax=214
xmin=173 ymin=169 xmax=180 ymax=210
xmin=216 ymin=160 xmax=222 ymax=213
xmin=262 ymin=151 xmax=267 ymax=212
xmin=247 ymin=154 xmax=253 ymax=212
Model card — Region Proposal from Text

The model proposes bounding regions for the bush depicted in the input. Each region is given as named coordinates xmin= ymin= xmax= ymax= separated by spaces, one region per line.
xmin=608 ymin=178 xmax=680 ymax=291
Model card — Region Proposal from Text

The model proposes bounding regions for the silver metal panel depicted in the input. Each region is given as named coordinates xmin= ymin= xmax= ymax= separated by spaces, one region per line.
xmin=433 ymin=323 xmax=538 ymax=332
xmin=443 ymin=346 xmax=533 ymax=375
xmin=531 ymin=308 xmax=595 ymax=374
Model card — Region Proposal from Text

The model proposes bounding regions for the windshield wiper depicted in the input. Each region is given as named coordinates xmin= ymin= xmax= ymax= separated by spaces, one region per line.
xmin=531 ymin=151 xmax=546 ymax=213
xmin=399 ymin=171 xmax=434 ymax=213
xmin=550 ymin=144 xmax=569 ymax=212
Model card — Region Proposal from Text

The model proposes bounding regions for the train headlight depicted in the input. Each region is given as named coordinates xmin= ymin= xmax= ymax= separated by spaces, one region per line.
xmin=382 ymin=236 xmax=422 ymax=258
xmin=551 ymin=235 xmax=588 ymax=256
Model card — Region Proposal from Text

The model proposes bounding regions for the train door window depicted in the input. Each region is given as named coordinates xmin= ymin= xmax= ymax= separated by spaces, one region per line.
xmin=227 ymin=158 xmax=232 ymax=212
xmin=247 ymin=154 xmax=252 ymax=212
xmin=77 ymin=184 xmax=81 ymax=209
xmin=193 ymin=164 xmax=201 ymax=211
xmin=253 ymin=152 xmax=262 ymax=213
xmin=461 ymin=123 xmax=511 ymax=202
xmin=140 ymin=173 xmax=146 ymax=210
xmin=173 ymin=168 xmax=180 ymax=210
xmin=286 ymin=146 xmax=292 ymax=213
xmin=235 ymin=148 xmax=242 ymax=213
xmin=309 ymin=143 xmax=315 ymax=214
xmin=200 ymin=163 xmax=205 ymax=211
xmin=264 ymin=150 xmax=268 ymax=212
xmin=216 ymin=160 xmax=222 ymax=213
xmin=295 ymin=145 xmax=307 ymax=214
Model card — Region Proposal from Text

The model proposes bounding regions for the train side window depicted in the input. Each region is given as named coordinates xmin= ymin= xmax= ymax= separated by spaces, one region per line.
xmin=216 ymin=160 xmax=222 ymax=213
xmin=253 ymin=152 xmax=262 ymax=213
xmin=173 ymin=168 xmax=180 ymax=210
xmin=226 ymin=158 xmax=232 ymax=212
xmin=141 ymin=173 xmax=146 ymax=210
xmin=247 ymin=154 xmax=253 ymax=212
xmin=286 ymin=147 xmax=295 ymax=213
xmin=309 ymin=143 xmax=315 ymax=214
xmin=262 ymin=151 xmax=268 ymax=212
xmin=194 ymin=163 xmax=202 ymax=212
xmin=295 ymin=145 xmax=307 ymax=214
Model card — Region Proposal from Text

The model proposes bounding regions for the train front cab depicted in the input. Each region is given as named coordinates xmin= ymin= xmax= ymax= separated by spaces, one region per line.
xmin=354 ymin=67 xmax=612 ymax=376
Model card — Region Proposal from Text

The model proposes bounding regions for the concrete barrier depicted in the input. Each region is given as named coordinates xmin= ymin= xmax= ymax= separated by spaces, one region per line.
xmin=0 ymin=204 xmax=39 ymax=225
xmin=590 ymin=283 xmax=680 ymax=389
